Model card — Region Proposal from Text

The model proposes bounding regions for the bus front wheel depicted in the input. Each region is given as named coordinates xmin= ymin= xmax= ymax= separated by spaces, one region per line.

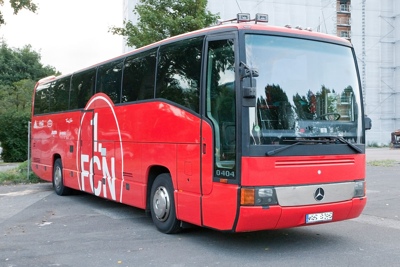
xmin=150 ymin=173 xmax=181 ymax=234
xmin=53 ymin=159 xmax=71 ymax=196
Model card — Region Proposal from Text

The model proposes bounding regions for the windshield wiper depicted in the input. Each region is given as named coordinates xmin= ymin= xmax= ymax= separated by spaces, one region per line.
xmin=266 ymin=139 xmax=332 ymax=156
xmin=333 ymin=136 xmax=363 ymax=153
xmin=265 ymin=142 xmax=302 ymax=156
xmin=265 ymin=136 xmax=363 ymax=156
xmin=311 ymin=136 xmax=363 ymax=153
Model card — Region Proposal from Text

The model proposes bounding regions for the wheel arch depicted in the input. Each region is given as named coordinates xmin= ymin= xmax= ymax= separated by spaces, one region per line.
xmin=52 ymin=153 xmax=62 ymax=166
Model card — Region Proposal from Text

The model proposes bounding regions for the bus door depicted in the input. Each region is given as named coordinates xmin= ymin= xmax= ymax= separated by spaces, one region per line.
xmin=201 ymin=34 xmax=238 ymax=230
xmin=78 ymin=109 xmax=95 ymax=194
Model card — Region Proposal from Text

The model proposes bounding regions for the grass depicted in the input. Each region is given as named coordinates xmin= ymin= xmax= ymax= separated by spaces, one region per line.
xmin=367 ymin=159 xmax=399 ymax=167
xmin=0 ymin=161 xmax=41 ymax=185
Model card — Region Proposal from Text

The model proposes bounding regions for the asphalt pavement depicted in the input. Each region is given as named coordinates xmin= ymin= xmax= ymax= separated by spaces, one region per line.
xmin=366 ymin=147 xmax=400 ymax=162
xmin=0 ymin=148 xmax=399 ymax=266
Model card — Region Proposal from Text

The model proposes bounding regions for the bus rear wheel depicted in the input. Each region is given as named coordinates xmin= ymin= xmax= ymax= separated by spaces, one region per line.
xmin=53 ymin=159 xmax=71 ymax=196
xmin=150 ymin=173 xmax=181 ymax=234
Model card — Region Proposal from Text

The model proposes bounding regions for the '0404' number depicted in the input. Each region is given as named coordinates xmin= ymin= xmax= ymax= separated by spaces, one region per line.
xmin=216 ymin=169 xmax=235 ymax=178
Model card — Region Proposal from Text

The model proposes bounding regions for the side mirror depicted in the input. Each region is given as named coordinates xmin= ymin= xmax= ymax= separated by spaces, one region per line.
xmin=364 ymin=116 xmax=372 ymax=130
xmin=242 ymin=77 xmax=257 ymax=107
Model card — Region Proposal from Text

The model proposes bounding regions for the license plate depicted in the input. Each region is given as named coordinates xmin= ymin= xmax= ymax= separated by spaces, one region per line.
xmin=306 ymin=212 xmax=333 ymax=224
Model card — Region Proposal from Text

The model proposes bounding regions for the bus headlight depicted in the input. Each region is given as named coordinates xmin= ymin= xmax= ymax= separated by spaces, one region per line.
xmin=354 ymin=180 xmax=366 ymax=197
xmin=241 ymin=187 xmax=278 ymax=206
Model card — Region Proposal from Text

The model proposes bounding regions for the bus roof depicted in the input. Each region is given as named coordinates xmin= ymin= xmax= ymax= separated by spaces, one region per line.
xmin=39 ymin=21 xmax=352 ymax=83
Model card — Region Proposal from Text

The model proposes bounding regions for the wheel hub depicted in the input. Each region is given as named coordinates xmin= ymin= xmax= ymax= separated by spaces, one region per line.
xmin=54 ymin=166 xmax=62 ymax=190
xmin=153 ymin=186 xmax=170 ymax=222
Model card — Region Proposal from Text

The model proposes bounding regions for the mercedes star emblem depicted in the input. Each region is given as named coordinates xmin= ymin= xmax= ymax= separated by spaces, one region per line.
xmin=314 ymin=187 xmax=325 ymax=201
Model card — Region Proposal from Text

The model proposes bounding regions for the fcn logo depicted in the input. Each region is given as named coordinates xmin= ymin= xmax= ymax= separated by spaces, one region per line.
xmin=76 ymin=93 xmax=125 ymax=202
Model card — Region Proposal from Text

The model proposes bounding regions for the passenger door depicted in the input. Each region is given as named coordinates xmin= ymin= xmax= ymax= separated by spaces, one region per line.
xmin=201 ymin=34 xmax=239 ymax=230
xmin=201 ymin=34 xmax=237 ymax=195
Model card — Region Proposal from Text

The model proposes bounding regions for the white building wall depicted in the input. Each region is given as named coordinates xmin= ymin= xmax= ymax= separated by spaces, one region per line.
xmin=123 ymin=0 xmax=400 ymax=145
xmin=207 ymin=0 xmax=335 ymax=35
xmin=356 ymin=0 xmax=400 ymax=145
xmin=395 ymin=1 xmax=400 ymax=135
xmin=123 ymin=0 xmax=137 ymax=52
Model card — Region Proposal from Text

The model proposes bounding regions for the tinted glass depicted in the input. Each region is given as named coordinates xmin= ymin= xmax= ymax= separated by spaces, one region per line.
xmin=34 ymin=83 xmax=51 ymax=114
xmin=48 ymin=76 xmax=70 ymax=112
xmin=70 ymin=69 xmax=96 ymax=109
xmin=156 ymin=37 xmax=203 ymax=113
xmin=122 ymin=49 xmax=157 ymax=102
xmin=97 ymin=60 xmax=123 ymax=104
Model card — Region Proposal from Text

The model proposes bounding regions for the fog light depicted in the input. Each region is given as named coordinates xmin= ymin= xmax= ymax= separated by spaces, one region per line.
xmin=354 ymin=180 xmax=365 ymax=197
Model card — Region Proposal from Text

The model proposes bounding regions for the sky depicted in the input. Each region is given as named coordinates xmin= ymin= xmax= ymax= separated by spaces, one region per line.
xmin=0 ymin=0 xmax=124 ymax=74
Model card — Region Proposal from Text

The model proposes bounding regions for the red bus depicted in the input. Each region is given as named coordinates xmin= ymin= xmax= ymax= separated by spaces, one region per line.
xmin=31 ymin=14 xmax=367 ymax=233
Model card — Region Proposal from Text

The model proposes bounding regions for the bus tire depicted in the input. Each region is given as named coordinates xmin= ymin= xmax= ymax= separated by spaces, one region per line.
xmin=150 ymin=173 xmax=181 ymax=234
xmin=53 ymin=159 xmax=71 ymax=196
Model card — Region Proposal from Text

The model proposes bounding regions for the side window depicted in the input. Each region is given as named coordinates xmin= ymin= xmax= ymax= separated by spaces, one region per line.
xmin=97 ymin=60 xmax=123 ymax=104
xmin=122 ymin=49 xmax=157 ymax=102
xmin=156 ymin=37 xmax=203 ymax=113
xmin=49 ymin=76 xmax=70 ymax=112
xmin=70 ymin=69 xmax=96 ymax=109
xmin=206 ymin=38 xmax=236 ymax=179
xmin=34 ymin=83 xmax=51 ymax=114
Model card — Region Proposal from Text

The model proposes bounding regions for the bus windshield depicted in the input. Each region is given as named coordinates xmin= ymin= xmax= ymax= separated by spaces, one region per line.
xmin=245 ymin=34 xmax=363 ymax=145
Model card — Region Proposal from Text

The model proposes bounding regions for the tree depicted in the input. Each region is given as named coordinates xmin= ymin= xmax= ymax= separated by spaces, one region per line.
xmin=0 ymin=41 xmax=56 ymax=162
xmin=0 ymin=0 xmax=38 ymax=26
xmin=0 ymin=111 xmax=30 ymax=162
xmin=0 ymin=42 xmax=57 ymax=114
xmin=0 ymin=79 xmax=35 ymax=114
xmin=110 ymin=0 xmax=219 ymax=48
xmin=0 ymin=42 xmax=57 ymax=86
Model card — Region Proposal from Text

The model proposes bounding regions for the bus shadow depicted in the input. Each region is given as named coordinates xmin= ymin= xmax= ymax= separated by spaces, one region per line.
xmin=58 ymin=188 xmax=349 ymax=255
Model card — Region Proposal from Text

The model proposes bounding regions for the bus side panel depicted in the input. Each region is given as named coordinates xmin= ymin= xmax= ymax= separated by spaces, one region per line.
xmin=32 ymin=112 xmax=81 ymax=184
xmin=31 ymin=116 xmax=54 ymax=182
xmin=119 ymin=142 xmax=146 ymax=208
xmin=121 ymin=181 xmax=147 ymax=209
xmin=31 ymin=163 xmax=52 ymax=182
xmin=56 ymin=112 xmax=82 ymax=191
xmin=123 ymin=102 xmax=201 ymax=144
xmin=31 ymin=128 xmax=50 ymax=182
xmin=176 ymin=144 xmax=201 ymax=225
xmin=121 ymin=102 xmax=203 ymax=220
xmin=202 ymin=183 xmax=238 ymax=231
xmin=141 ymin=142 xmax=177 ymax=186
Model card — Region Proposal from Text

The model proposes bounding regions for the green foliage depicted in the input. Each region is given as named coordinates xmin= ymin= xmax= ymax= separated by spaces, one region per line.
xmin=0 ymin=42 xmax=57 ymax=87
xmin=0 ymin=79 xmax=35 ymax=114
xmin=0 ymin=161 xmax=41 ymax=185
xmin=0 ymin=42 xmax=57 ymax=163
xmin=367 ymin=160 xmax=398 ymax=167
xmin=0 ymin=111 xmax=30 ymax=162
xmin=0 ymin=0 xmax=38 ymax=26
xmin=0 ymin=42 xmax=58 ymax=115
xmin=110 ymin=0 xmax=219 ymax=48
